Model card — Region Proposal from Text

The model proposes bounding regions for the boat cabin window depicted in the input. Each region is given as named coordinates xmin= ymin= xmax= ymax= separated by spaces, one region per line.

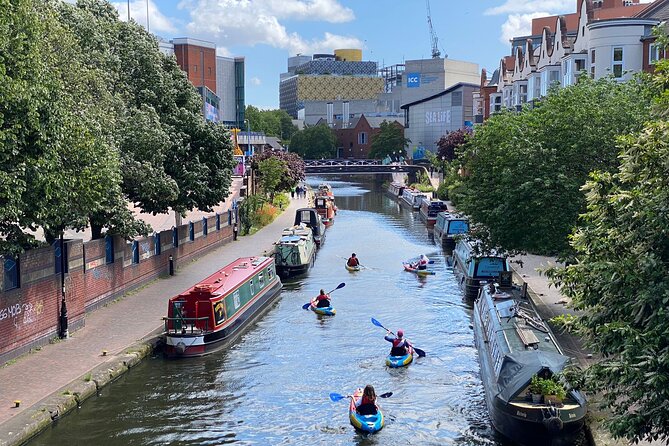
xmin=474 ymin=257 xmax=507 ymax=278
xmin=258 ymin=272 xmax=265 ymax=288
xmin=249 ymin=279 xmax=255 ymax=295
xmin=267 ymin=266 xmax=275 ymax=280
xmin=447 ymin=220 xmax=469 ymax=235
xmin=213 ymin=300 xmax=226 ymax=325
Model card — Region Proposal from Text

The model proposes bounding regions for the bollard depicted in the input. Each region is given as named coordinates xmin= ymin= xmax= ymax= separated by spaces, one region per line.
xmin=102 ymin=350 xmax=108 ymax=356
xmin=14 ymin=400 xmax=20 ymax=408
xmin=169 ymin=255 xmax=174 ymax=276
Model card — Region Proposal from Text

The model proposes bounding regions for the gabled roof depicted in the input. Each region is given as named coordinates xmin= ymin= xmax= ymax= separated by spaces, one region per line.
xmin=636 ymin=0 xmax=669 ymax=19
xmin=400 ymin=82 xmax=479 ymax=109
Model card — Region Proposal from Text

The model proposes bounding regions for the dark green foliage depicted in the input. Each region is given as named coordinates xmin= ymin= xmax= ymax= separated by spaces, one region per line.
xmin=289 ymin=125 xmax=336 ymax=159
xmin=436 ymin=128 xmax=470 ymax=162
xmin=369 ymin=121 xmax=410 ymax=159
xmin=458 ymin=76 xmax=652 ymax=255
xmin=250 ymin=150 xmax=305 ymax=193
xmin=245 ymin=106 xmax=297 ymax=141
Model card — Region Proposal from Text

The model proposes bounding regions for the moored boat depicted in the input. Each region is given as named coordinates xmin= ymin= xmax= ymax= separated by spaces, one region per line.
xmin=163 ymin=256 xmax=282 ymax=358
xmin=274 ymin=224 xmax=316 ymax=278
xmin=473 ymin=277 xmax=587 ymax=445
xmin=316 ymin=183 xmax=333 ymax=197
xmin=399 ymin=187 xmax=428 ymax=210
xmin=309 ymin=300 xmax=336 ymax=316
xmin=349 ymin=388 xmax=384 ymax=433
xmin=418 ymin=198 xmax=448 ymax=228
xmin=314 ymin=195 xmax=336 ymax=226
xmin=403 ymin=262 xmax=435 ymax=276
xmin=386 ymin=346 xmax=414 ymax=368
xmin=386 ymin=181 xmax=406 ymax=199
xmin=433 ymin=212 xmax=469 ymax=251
xmin=452 ymin=239 xmax=510 ymax=299
xmin=294 ymin=208 xmax=326 ymax=247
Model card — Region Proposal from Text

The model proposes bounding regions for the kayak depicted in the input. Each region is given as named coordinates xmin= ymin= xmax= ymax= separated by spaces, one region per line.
xmin=345 ymin=263 xmax=361 ymax=272
xmin=349 ymin=388 xmax=384 ymax=433
xmin=310 ymin=301 xmax=336 ymax=316
xmin=386 ymin=346 xmax=414 ymax=368
xmin=403 ymin=263 xmax=435 ymax=276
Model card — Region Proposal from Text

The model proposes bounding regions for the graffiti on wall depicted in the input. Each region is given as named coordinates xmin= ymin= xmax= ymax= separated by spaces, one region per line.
xmin=0 ymin=300 xmax=45 ymax=329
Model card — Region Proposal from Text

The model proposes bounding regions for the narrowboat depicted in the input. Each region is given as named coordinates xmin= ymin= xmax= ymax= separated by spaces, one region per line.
xmin=163 ymin=256 xmax=282 ymax=358
xmin=452 ymin=239 xmax=510 ymax=299
xmin=433 ymin=212 xmax=469 ymax=251
xmin=473 ymin=275 xmax=586 ymax=445
xmin=386 ymin=181 xmax=406 ymax=199
xmin=314 ymin=195 xmax=336 ymax=226
xmin=400 ymin=188 xmax=427 ymax=210
xmin=274 ymin=224 xmax=316 ymax=278
xmin=316 ymin=183 xmax=333 ymax=197
xmin=294 ymin=208 xmax=326 ymax=247
xmin=418 ymin=198 xmax=448 ymax=228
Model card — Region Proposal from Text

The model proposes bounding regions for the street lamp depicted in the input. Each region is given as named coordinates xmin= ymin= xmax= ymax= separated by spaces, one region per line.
xmin=244 ymin=119 xmax=252 ymax=156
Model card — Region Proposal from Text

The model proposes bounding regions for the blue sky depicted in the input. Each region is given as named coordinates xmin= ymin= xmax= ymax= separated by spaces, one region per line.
xmin=113 ymin=0 xmax=586 ymax=108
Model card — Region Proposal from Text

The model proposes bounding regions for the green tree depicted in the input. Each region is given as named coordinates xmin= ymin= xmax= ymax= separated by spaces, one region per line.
xmin=289 ymin=124 xmax=336 ymax=159
xmin=369 ymin=121 xmax=410 ymax=159
xmin=547 ymin=121 xmax=669 ymax=443
xmin=245 ymin=106 xmax=297 ymax=141
xmin=458 ymin=76 xmax=652 ymax=255
xmin=257 ymin=158 xmax=286 ymax=200
xmin=251 ymin=150 xmax=305 ymax=192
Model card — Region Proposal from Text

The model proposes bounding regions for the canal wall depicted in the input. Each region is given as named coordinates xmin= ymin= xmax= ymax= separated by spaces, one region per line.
xmin=0 ymin=213 xmax=235 ymax=366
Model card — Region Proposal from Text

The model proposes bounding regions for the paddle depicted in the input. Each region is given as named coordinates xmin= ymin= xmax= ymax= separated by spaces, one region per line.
xmin=329 ymin=391 xmax=393 ymax=402
xmin=301 ymin=282 xmax=346 ymax=309
xmin=370 ymin=317 xmax=426 ymax=358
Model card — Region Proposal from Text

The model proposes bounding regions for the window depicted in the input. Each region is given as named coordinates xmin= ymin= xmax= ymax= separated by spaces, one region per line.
xmin=494 ymin=95 xmax=502 ymax=112
xmin=267 ymin=266 xmax=275 ymax=280
xmin=105 ymin=235 xmax=114 ymax=264
xmin=155 ymin=233 xmax=161 ymax=256
xmin=249 ymin=279 xmax=255 ymax=295
xmin=534 ymin=76 xmax=542 ymax=99
xmin=4 ymin=257 xmax=19 ymax=291
xmin=193 ymin=65 xmax=197 ymax=73
xmin=649 ymin=43 xmax=661 ymax=65
xmin=563 ymin=60 xmax=571 ymax=86
xmin=258 ymin=272 xmax=265 ymax=288
xmin=202 ymin=217 xmax=208 ymax=236
xmin=591 ymin=50 xmax=596 ymax=77
xmin=519 ymin=84 xmax=527 ymax=104
xmin=358 ymin=132 xmax=367 ymax=144
xmin=451 ymin=91 xmax=462 ymax=106
xmin=548 ymin=70 xmax=560 ymax=86
xmin=613 ymin=47 xmax=623 ymax=78
xmin=189 ymin=222 xmax=195 ymax=241
xmin=132 ymin=240 xmax=139 ymax=264
xmin=575 ymin=59 xmax=586 ymax=72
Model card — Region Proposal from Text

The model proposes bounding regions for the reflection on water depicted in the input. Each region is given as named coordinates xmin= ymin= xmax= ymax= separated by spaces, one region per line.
xmin=31 ymin=175 xmax=588 ymax=446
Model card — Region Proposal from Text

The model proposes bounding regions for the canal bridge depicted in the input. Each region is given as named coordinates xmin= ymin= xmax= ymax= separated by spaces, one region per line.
xmin=304 ymin=159 xmax=426 ymax=175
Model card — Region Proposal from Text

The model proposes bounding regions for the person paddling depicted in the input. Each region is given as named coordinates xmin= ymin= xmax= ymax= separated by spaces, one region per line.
xmin=412 ymin=254 xmax=429 ymax=270
xmin=356 ymin=384 xmax=378 ymax=415
xmin=385 ymin=329 xmax=412 ymax=356
xmin=347 ymin=253 xmax=360 ymax=267
xmin=314 ymin=289 xmax=331 ymax=308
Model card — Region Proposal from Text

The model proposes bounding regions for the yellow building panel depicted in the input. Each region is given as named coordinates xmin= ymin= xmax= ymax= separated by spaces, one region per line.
xmin=297 ymin=76 xmax=383 ymax=101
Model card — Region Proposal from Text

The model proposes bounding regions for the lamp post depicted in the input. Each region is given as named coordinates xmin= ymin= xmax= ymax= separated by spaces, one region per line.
xmin=244 ymin=119 xmax=252 ymax=156
xmin=59 ymin=231 xmax=68 ymax=339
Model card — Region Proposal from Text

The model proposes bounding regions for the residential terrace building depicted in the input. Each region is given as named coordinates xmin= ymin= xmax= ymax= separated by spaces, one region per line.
xmin=316 ymin=115 xmax=404 ymax=159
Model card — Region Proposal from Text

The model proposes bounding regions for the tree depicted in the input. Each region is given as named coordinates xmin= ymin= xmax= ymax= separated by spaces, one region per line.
xmin=245 ymin=106 xmax=297 ymax=141
xmin=369 ymin=121 xmax=410 ymax=159
xmin=458 ymin=76 xmax=652 ymax=255
xmin=436 ymin=128 xmax=470 ymax=162
xmin=547 ymin=121 xmax=669 ymax=444
xmin=251 ymin=150 xmax=305 ymax=192
xmin=257 ymin=158 xmax=286 ymax=200
xmin=289 ymin=124 xmax=336 ymax=159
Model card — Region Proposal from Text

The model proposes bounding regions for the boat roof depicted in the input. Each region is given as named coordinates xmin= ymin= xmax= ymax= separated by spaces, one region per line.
xmin=437 ymin=211 xmax=467 ymax=221
xmin=172 ymin=256 xmax=273 ymax=300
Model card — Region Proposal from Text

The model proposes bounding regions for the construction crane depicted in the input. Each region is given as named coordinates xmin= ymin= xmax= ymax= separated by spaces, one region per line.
xmin=426 ymin=0 xmax=441 ymax=59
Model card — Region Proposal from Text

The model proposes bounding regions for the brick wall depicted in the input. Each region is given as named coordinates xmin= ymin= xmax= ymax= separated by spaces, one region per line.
xmin=0 ymin=211 xmax=235 ymax=364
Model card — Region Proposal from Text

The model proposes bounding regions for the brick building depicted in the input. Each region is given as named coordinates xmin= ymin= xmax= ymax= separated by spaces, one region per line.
xmin=317 ymin=115 xmax=404 ymax=159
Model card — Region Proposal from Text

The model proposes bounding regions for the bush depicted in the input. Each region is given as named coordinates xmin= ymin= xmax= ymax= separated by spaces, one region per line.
xmin=272 ymin=194 xmax=289 ymax=210
xmin=411 ymin=183 xmax=434 ymax=193
xmin=436 ymin=182 xmax=448 ymax=200
xmin=253 ymin=203 xmax=279 ymax=227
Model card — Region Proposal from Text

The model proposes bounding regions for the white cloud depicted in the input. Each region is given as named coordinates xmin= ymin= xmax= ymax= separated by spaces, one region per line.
xmin=111 ymin=0 xmax=178 ymax=34
xmin=177 ymin=0 xmax=361 ymax=55
xmin=250 ymin=77 xmax=262 ymax=86
xmin=500 ymin=12 xmax=550 ymax=44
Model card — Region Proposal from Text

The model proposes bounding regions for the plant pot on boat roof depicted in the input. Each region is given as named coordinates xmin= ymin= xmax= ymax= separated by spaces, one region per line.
xmin=529 ymin=375 xmax=567 ymax=404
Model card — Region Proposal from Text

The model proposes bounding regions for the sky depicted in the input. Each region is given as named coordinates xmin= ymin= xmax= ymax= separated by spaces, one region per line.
xmin=109 ymin=0 xmax=649 ymax=109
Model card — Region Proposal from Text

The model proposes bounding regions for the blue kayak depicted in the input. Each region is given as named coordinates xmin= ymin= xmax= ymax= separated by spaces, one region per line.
xmin=386 ymin=346 xmax=414 ymax=368
xmin=349 ymin=388 xmax=384 ymax=433
xmin=310 ymin=301 xmax=336 ymax=316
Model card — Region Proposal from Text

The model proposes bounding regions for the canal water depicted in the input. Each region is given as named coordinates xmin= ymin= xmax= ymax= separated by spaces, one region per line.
xmin=31 ymin=176 xmax=575 ymax=446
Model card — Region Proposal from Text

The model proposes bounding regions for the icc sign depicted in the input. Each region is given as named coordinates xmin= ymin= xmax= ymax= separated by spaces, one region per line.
xmin=407 ymin=72 xmax=420 ymax=88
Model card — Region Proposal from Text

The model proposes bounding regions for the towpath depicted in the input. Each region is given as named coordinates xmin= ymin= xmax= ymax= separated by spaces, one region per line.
xmin=0 ymin=192 xmax=308 ymax=443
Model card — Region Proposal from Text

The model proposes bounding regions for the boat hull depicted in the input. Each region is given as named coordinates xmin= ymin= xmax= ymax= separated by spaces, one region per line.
xmin=164 ymin=279 xmax=282 ymax=358
xmin=345 ymin=264 xmax=361 ymax=272
xmin=276 ymin=260 xmax=312 ymax=278
xmin=403 ymin=263 xmax=435 ymax=276
xmin=386 ymin=348 xmax=414 ymax=368
xmin=310 ymin=303 xmax=336 ymax=316
xmin=349 ymin=388 xmax=384 ymax=433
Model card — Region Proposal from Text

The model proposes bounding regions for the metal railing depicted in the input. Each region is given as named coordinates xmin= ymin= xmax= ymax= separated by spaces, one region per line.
xmin=163 ymin=316 xmax=211 ymax=335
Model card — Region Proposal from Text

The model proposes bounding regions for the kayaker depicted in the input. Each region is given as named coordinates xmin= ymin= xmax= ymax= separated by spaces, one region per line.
xmin=412 ymin=254 xmax=429 ymax=270
xmin=314 ymin=289 xmax=331 ymax=308
xmin=347 ymin=253 xmax=360 ymax=267
xmin=356 ymin=384 xmax=378 ymax=415
xmin=385 ymin=329 xmax=412 ymax=356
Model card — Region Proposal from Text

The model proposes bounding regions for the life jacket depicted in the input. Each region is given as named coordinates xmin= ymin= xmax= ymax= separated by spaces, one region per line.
xmin=347 ymin=258 xmax=359 ymax=266
xmin=316 ymin=293 xmax=329 ymax=301
xmin=392 ymin=338 xmax=407 ymax=348
xmin=360 ymin=395 xmax=375 ymax=406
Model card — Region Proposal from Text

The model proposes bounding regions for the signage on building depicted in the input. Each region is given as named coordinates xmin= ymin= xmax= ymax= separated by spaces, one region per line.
xmin=406 ymin=72 xmax=421 ymax=88
xmin=425 ymin=110 xmax=451 ymax=125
